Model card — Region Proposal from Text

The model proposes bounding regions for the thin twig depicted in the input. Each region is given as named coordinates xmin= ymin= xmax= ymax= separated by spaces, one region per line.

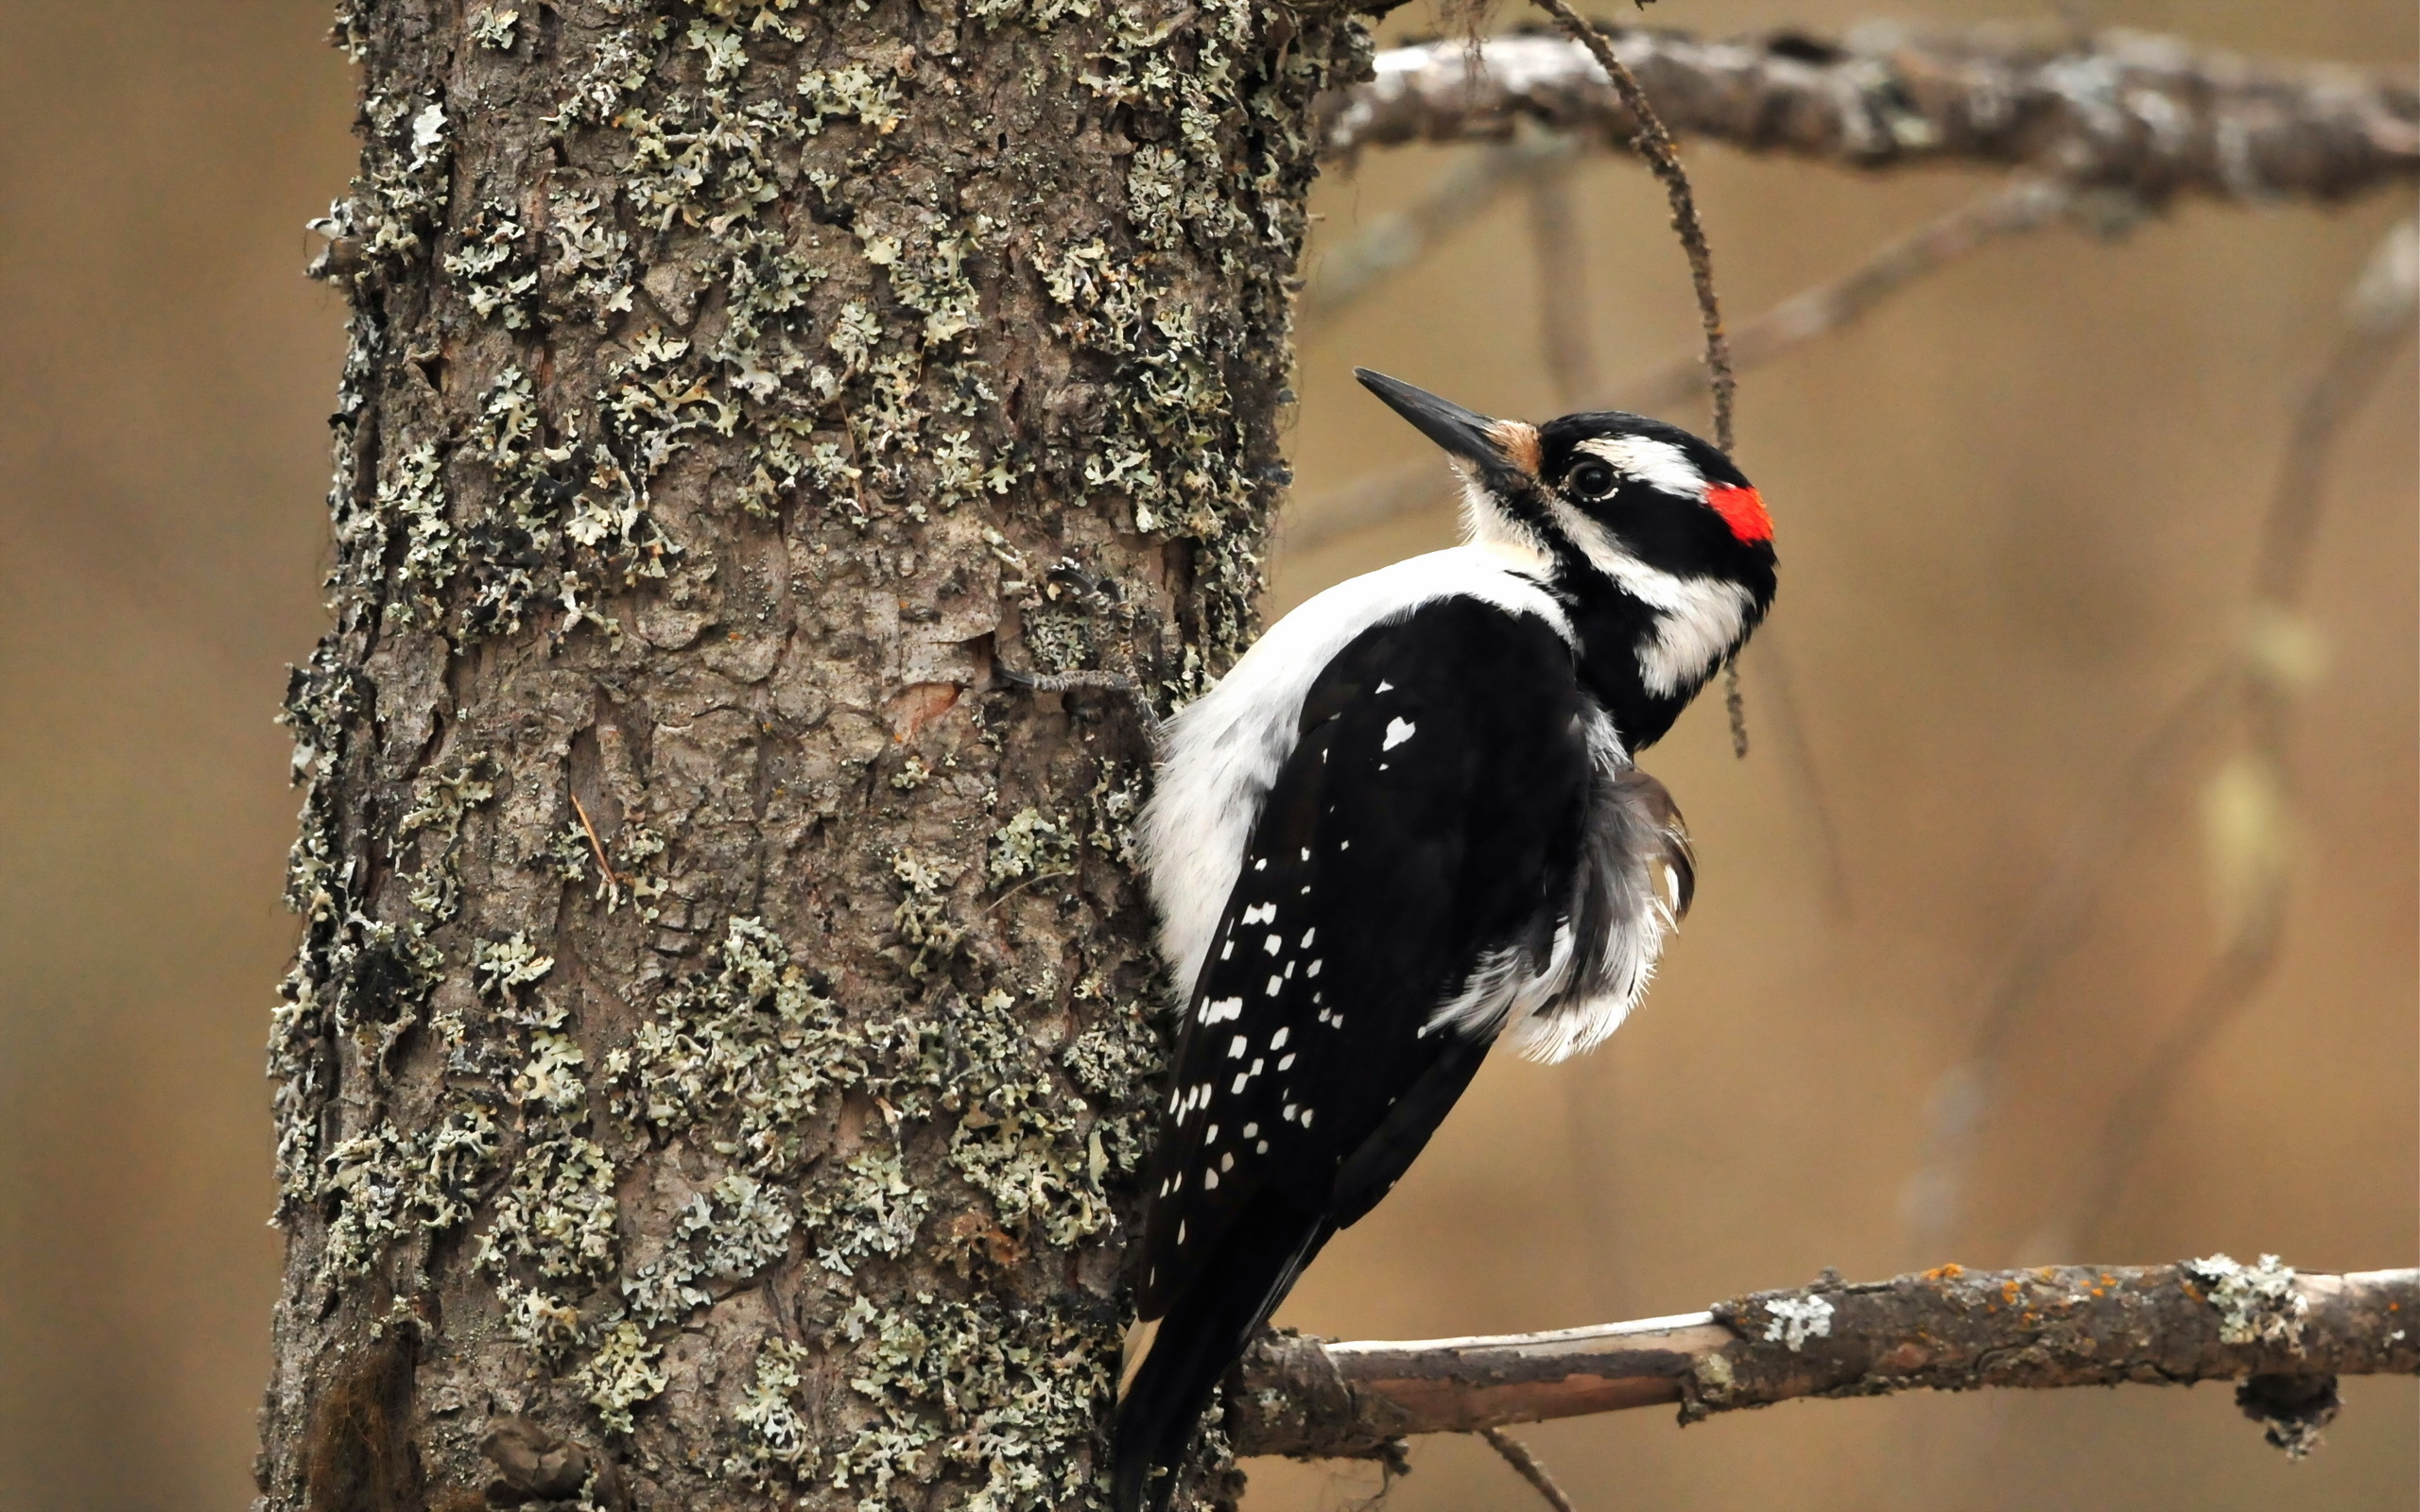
xmin=568 ymin=791 xmax=626 ymax=894
xmin=2254 ymin=215 xmax=2420 ymax=605
xmin=1479 ymin=1427 xmax=1581 ymax=1512
xmin=1523 ymin=0 xmax=1734 ymax=454
xmin=1231 ymin=1262 xmax=2420 ymax=1459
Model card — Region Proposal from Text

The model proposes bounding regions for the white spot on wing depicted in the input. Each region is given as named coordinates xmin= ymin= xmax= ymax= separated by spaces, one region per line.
xmin=1382 ymin=717 xmax=1417 ymax=751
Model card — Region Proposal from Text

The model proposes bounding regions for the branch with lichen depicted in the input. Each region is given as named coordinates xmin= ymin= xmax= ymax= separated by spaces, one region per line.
xmin=1317 ymin=26 xmax=2420 ymax=202
xmin=1228 ymin=1260 xmax=2420 ymax=1463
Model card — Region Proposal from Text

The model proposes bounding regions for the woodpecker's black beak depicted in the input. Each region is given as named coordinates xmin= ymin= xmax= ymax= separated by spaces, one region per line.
xmin=1354 ymin=369 xmax=1541 ymax=490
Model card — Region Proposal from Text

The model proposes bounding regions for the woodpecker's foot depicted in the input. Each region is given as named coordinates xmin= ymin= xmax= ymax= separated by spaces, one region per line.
xmin=994 ymin=661 xmax=1163 ymax=739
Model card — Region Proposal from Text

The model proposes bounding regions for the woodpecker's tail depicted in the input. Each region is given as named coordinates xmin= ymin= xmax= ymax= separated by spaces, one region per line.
xmin=1114 ymin=1195 xmax=1334 ymax=1512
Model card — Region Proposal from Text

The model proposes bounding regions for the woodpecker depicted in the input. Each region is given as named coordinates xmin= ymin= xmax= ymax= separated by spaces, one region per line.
xmin=1109 ymin=370 xmax=1777 ymax=1512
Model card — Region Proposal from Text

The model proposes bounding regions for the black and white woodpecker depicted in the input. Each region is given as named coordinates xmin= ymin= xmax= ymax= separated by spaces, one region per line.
xmin=1111 ymin=370 xmax=1778 ymax=1512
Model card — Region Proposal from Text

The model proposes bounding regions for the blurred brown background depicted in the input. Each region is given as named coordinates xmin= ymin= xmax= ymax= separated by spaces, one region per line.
xmin=0 ymin=3 xmax=2410 ymax=1510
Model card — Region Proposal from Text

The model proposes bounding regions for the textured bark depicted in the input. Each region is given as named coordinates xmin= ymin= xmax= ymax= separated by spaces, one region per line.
xmin=1320 ymin=27 xmax=2420 ymax=199
xmin=259 ymin=3 xmax=1374 ymax=1509
xmin=1229 ymin=1261 xmax=2420 ymax=1461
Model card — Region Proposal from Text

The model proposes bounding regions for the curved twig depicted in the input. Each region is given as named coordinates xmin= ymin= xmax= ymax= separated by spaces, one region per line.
xmin=1524 ymin=0 xmax=1734 ymax=453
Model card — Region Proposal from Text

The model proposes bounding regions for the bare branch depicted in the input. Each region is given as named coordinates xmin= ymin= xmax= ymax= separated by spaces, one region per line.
xmin=1317 ymin=27 xmax=2420 ymax=203
xmin=1230 ymin=1262 xmax=2420 ymax=1461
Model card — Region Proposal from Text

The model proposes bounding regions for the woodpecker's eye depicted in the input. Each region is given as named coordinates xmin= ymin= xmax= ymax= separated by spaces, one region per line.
xmin=1566 ymin=461 xmax=1617 ymax=501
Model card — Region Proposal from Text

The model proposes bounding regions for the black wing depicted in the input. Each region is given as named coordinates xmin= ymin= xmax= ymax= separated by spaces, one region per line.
xmin=1115 ymin=596 xmax=1590 ymax=1512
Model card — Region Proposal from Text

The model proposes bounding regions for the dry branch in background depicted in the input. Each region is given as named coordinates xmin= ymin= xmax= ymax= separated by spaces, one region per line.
xmin=1230 ymin=1261 xmax=2420 ymax=1462
xmin=1282 ymin=177 xmax=2074 ymax=556
xmin=1619 ymin=175 xmax=2074 ymax=414
xmin=1301 ymin=134 xmax=1576 ymax=333
xmin=1317 ymin=26 xmax=2420 ymax=201
xmin=2019 ymin=214 xmax=2419 ymax=1262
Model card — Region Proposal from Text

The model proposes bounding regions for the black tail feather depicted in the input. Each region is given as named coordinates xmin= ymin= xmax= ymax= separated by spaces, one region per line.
xmin=1114 ymin=1194 xmax=1333 ymax=1512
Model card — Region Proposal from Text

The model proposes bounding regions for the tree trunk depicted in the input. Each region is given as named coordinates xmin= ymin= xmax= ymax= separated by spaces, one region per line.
xmin=259 ymin=2 xmax=1373 ymax=1507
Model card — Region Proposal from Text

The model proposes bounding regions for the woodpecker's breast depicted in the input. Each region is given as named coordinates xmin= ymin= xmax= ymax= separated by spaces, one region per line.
xmin=1139 ymin=546 xmax=1573 ymax=1003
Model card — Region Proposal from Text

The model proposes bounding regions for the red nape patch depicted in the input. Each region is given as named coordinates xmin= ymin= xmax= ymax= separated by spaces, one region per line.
xmin=1707 ymin=484 xmax=1772 ymax=543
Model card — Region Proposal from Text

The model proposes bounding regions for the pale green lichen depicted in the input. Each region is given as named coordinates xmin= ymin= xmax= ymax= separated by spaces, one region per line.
xmin=513 ymin=1032 xmax=591 ymax=1114
xmin=832 ymin=1293 xmax=1116 ymax=1512
xmin=383 ymin=439 xmax=458 ymax=622
xmin=317 ymin=1109 xmax=500 ymax=1280
xmin=622 ymin=1173 xmax=797 ymax=1325
xmin=473 ymin=932 xmax=559 ymax=1020
xmin=727 ymin=1336 xmax=819 ymax=1483
xmin=469 ymin=8 xmax=519 ymax=49
xmin=479 ymin=1135 xmax=620 ymax=1285
xmin=609 ymin=916 xmax=897 ymax=1172
xmin=986 ymin=807 xmax=1076 ymax=890
xmin=801 ymin=1147 xmax=931 ymax=1276
xmin=2187 ymin=1253 xmax=2308 ymax=1347
xmin=887 ymin=850 xmax=964 ymax=980
xmin=579 ymin=1320 xmax=669 ymax=1436
xmin=443 ymin=199 xmax=541 ymax=329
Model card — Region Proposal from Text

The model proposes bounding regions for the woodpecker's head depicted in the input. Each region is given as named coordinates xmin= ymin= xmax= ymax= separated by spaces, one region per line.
xmin=1355 ymin=368 xmax=1777 ymax=742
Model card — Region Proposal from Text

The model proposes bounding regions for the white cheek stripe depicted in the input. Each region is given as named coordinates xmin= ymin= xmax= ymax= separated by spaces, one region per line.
xmin=1544 ymin=499 xmax=1752 ymax=697
xmin=1576 ymin=436 xmax=1705 ymax=500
